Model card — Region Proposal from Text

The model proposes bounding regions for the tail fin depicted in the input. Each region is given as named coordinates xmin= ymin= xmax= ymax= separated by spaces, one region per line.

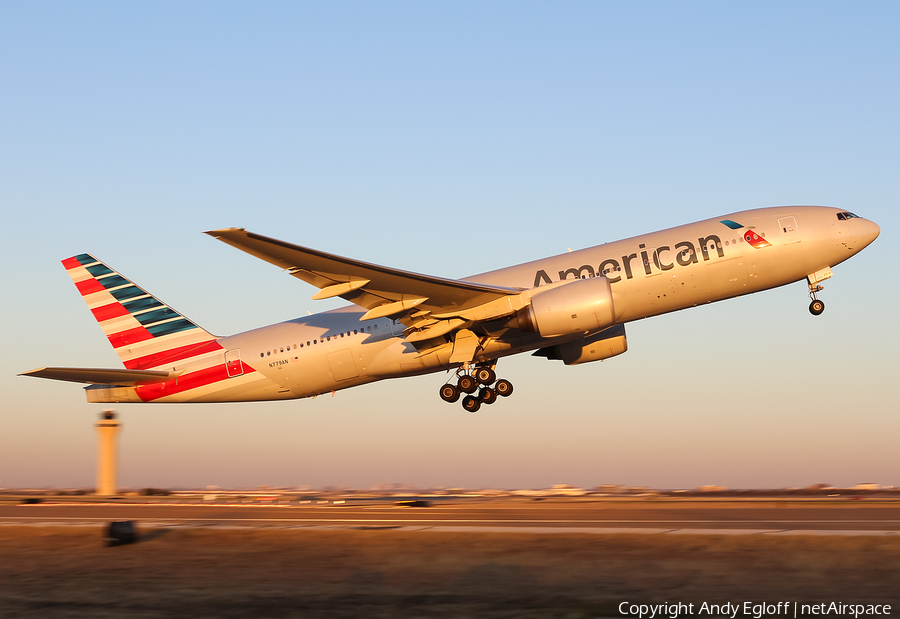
xmin=62 ymin=253 xmax=222 ymax=370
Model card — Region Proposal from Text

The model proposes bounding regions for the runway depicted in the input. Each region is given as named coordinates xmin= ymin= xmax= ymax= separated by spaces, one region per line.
xmin=3 ymin=499 xmax=899 ymax=535
xmin=4 ymin=500 xmax=899 ymax=617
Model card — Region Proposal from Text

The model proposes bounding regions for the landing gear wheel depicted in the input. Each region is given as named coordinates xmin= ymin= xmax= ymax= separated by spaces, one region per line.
xmin=809 ymin=299 xmax=825 ymax=316
xmin=439 ymin=384 xmax=460 ymax=403
xmin=474 ymin=367 xmax=496 ymax=385
xmin=479 ymin=387 xmax=497 ymax=405
xmin=462 ymin=395 xmax=481 ymax=413
xmin=494 ymin=379 xmax=514 ymax=397
xmin=457 ymin=375 xmax=478 ymax=394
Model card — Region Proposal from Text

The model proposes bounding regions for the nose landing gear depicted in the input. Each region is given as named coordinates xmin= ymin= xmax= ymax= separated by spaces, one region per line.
xmin=439 ymin=363 xmax=513 ymax=412
xmin=809 ymin=297 xmax=825 ymax=316
xmin=808 ymin=285 xmax=825 ymax=316
xmin=807 ymin=268 xmax=832 ymax=316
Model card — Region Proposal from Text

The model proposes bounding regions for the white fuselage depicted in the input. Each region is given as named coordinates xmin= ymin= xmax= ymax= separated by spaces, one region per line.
xmin=191 ymin=205 xmax=877 ymax=402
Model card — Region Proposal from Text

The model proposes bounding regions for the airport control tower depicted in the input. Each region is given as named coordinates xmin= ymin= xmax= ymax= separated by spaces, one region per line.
xmin=95 ymin=409 xmax=121 ymax=496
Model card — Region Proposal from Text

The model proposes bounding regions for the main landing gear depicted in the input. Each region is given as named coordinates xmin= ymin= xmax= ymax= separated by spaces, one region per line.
xmin=439 ymin=364 xmax=514 ymax=413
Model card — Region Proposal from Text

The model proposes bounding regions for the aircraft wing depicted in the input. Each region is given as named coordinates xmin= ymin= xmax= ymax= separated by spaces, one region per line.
xmin=205 ymin=229 xmax=525 ymax=337
xmin=19 ymin=367 xmax=178 ymax=386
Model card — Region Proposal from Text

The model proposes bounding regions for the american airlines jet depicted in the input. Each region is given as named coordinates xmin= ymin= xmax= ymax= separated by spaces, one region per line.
xmin=21 ymin=206 xmax=879 ymax=412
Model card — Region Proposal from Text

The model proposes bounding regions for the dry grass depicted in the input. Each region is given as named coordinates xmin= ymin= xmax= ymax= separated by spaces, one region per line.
xmin=0 ymin=526 xmax=898 ymax=618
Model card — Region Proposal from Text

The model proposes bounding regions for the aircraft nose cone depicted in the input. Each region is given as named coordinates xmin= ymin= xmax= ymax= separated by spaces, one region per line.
xmin=867 ymin=219 xmax=881 ymax=243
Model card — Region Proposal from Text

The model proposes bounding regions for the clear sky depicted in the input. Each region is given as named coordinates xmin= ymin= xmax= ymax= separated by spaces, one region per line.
xmin=2 ymin=2 xmax=897 ymax=491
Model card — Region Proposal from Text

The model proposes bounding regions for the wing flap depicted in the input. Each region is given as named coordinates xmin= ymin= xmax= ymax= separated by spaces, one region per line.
xmin=20 ymin=367 xmax=179 ymax=386
xmin=310 ymin=279 xmax=370 ymax=301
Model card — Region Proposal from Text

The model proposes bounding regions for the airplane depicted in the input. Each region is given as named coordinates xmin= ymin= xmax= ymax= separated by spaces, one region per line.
xmin=21 ymin=206 xmax=879 ymax=412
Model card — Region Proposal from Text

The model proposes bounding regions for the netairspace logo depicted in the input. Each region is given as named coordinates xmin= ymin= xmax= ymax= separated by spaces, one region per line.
xmin=618 ymin=602 xmax=892 ymax=619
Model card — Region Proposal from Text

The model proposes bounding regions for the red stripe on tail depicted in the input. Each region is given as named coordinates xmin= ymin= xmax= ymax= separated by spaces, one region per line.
xmin=124 ymin=340 xmax=223 ymax=370
xmin=75 ymin=278 xmax=105 ymax=296
xmin=108 ymin=326 xmax=154 ymax=348
xmin=91 ymin=302 xmax=129 ymax=322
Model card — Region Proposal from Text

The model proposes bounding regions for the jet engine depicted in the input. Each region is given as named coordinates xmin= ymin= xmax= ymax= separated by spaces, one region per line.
xmin=533 ymin=324 xmax=628 ymax=366
xmin=518 ymin=277 xmax=616 ymax=337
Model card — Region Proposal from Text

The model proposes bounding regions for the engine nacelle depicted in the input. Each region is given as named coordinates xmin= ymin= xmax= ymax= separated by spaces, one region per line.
xmin=523 ymin=277 xmax=616 ymax=337
xmin=535 ymin=324 xmax=628 ymax=366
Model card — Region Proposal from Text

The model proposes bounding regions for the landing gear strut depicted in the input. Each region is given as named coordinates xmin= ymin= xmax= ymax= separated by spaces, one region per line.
xmin=438 ymin=363 xmax=514 ymax=412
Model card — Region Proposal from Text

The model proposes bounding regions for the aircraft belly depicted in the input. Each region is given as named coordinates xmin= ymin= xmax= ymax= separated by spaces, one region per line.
xmin=366 ymin=339 xmax=428 ymax=379
xmin=744 ymin=244 xmax=813 ymax=293
xmin=272 ymin=353 xmax=333 ymax=397
xmin=638 ymin=271 xmax=702 ymax=315
xmin=609 ymin=275 xmax=698 ymax=322
xmin=85 ymin=369 xmax=296 ymax=403
xmin=706 ymin=257 xmax=750 ymax=297
xmin=171 ymin=373 xmax=297 ymax=402
xmin=327 ymin=349 xmax=359 ymax=382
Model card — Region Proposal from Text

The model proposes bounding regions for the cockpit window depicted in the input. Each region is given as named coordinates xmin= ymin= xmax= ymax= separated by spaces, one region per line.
xmin=837 ymin=212 xmax=860 ymax=221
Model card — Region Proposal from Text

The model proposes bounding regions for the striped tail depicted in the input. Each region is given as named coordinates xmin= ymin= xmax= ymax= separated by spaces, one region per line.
xmin=62 ymin=253 xmax=223 ymax=370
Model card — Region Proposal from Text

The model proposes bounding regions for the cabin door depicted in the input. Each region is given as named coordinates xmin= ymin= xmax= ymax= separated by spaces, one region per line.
xmin=225 ymin=349 xmax=244 ymax=378
xmin=778 ymin=216 xmax=801 ymax=245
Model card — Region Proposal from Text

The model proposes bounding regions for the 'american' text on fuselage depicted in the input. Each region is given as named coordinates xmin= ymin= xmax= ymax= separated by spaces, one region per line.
xmin=533 ymin=234 xmax=727 ymax=287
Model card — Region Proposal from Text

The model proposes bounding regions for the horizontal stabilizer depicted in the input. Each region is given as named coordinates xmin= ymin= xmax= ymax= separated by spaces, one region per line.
xmin=20 ymin=367 xmax=179 ymax=386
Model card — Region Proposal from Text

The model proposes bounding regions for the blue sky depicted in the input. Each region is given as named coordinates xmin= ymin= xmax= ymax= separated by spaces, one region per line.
xmin=2 ymin=2 xmax=897 ymax=490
